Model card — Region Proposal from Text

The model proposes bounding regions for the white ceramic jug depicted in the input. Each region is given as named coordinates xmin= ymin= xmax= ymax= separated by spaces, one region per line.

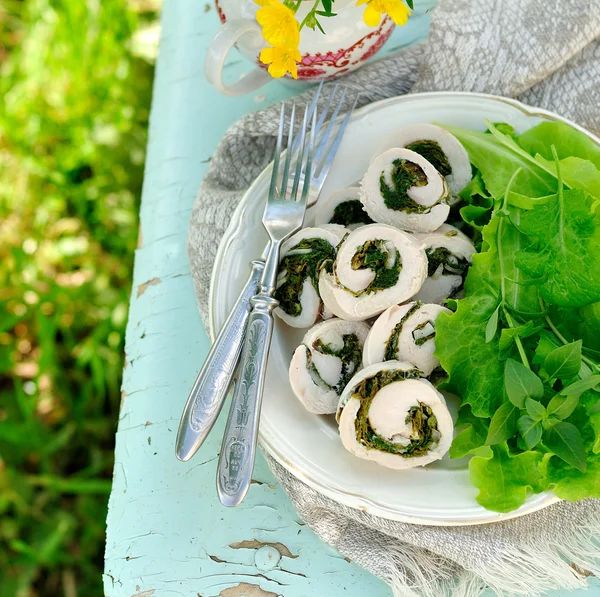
xmin=205 ymin=0 xmax=395 ymax=95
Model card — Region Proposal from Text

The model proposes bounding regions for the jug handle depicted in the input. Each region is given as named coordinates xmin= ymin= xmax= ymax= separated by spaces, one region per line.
xmin=205 ymin=19 xmax=272 ymax=96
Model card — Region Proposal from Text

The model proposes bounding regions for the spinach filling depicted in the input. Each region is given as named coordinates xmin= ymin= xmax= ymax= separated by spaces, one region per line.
xmin=274 ymin=238 xmax=336 ymax=316
xmin=353 ymin=369 xmax=440 ymax=457
xmin=380 ymin=158 xmax=437 ymax=213
xmin=307 ymin=333 xmax=362 ymax=395
xmin=406 ymin=140 xmax=452 ymax=177
xmin=384 ymin=301 xmax=422 ymax=361
xmin=329 ymin=200 xmax=373 ymax=227
xmin=426 ymin=246 xmax=470 ymax=278
xmin=412 ymin=320 xmax=436 ymax=346
xmin=348 ymin=239 xmax=402 ymax=294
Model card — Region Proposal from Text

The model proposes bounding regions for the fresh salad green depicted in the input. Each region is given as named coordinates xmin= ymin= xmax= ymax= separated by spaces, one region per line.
xmin=435 ymin=120 xmax=600 ymax=512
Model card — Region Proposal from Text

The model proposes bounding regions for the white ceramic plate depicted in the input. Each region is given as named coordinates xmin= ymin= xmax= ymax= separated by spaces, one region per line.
xmin=209 ymin=92 xmax=600 ymax=525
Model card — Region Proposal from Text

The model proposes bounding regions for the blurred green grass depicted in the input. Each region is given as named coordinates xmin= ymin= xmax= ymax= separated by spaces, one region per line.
xmin=0 ymin=0 xmax=159 ymax=594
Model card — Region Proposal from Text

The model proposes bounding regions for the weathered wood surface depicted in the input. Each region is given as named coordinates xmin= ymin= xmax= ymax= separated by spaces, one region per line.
xmin=103 ymin=1 xmax=599 ymax=595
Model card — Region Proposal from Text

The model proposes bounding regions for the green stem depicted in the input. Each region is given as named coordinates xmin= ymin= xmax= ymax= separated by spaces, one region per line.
xmin=503 ymin=305 xmax=531 ymax=369
xmin=498 ymin=218 xmax=507 ymax=306
xmin=496 ymin=168 xmax=534 ymax=370
xmin=540 ymin=298 xmax=567 ymax=345
xmin=539 ymin=296 xmax=600 ymax=374
xmin=551 ymin=145 xmax=566 ymax=253
xmin=580 ymin=355 xmax=598 ymax=373
xmin=298 ymin=0 xmax=322 ymax=30
xmin=497 ymin=169 xmax=521 ymax=308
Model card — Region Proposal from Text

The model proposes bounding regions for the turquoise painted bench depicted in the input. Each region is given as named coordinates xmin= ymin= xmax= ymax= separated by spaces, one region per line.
xmin=103 ymin=1 xmax=600 ymax=595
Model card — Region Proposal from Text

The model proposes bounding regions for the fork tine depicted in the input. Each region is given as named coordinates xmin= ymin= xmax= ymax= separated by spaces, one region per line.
xmin=280 ymin=102 xmax=296 ymax=198
xmin=306 ymin=81 xmax=324 ymax=127
xmin=269 ymin=103 xmax=285 ymax=200
xmin=316 ymin=92 xmax=359 ymax=181
xmin=288 ymin=81 xmax=323 ymax=156
xmin=314 ymin=82 xmax=339 ymax=138
xmin=313 ymin=86 xmax=347 ymax=168
xmin=300 ymin=107 xmax=318 ymax=207
xmin=290 ymin=104 xmax=310 ymax=202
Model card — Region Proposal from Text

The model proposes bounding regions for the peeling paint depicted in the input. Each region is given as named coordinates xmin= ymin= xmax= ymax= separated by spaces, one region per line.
xmin=184 ymin=455 xmax=218 ymax=475
xmin=137 ymin=277 xmax=161 ymax=297
xmin=229 ymin=539 xmax=297 ymax=559
xmin=571 ymin=563 xmax=593 ymax=577
xmin=137 ymin=227 xmax=144 ymax=249
xmin=219 ymin=582 xmax=278 ymax=597
xmin=250 ymin=479 xmax=276 ymax=489
xmin=131 ymin=590 xmax=155 ymax=597
xmin=209 ymin=554 xmax=226 ymax=563
xmin=279 ymin=568 xmax=306 ymax=578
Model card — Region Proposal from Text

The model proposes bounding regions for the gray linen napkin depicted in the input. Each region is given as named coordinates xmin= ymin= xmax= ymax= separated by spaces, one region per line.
xmin=189 ymin=1 xmax=600 ymax=595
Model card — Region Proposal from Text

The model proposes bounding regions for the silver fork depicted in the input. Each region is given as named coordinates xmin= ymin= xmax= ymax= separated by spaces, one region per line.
xmin=216 ymin=102 xmax=316 ymax=507
xmin=175 ymin=84 xmax=356 ymax=462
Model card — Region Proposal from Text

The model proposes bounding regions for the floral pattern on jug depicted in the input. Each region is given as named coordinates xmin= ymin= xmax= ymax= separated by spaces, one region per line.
xmin=206 ymin=0 xmax=396 ymax=95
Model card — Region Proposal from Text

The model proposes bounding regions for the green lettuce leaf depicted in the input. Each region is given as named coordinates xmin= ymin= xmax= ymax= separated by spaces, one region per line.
xmin=444 ymin=125 xmax=556 ymax=199
xmin=450 ymin=406 xmax=489 ymax=459
xmin=590 ymin=413 xmax=600 ymax=453
xmin=437 ymin=119 xmax=600 ymax=512
xmin=579 ymin=303 xmax=600 ymax=352
xmin=467 ymin=210 xmax=541 ymax=313
xmin=458 ymin=171 xmax=494 ymax=230
xmin=546 ymin=305 xmax=584 ymax=342
xmin=436 ymin=294 xmax=504 ymax=418
xmin=469 ymin=444 xmax=547 ymax=512
xmin=515 ymin=189 xmax=600 ymax=307
xmin=437 ymin=207 xmax=542 ymax=417
xmin=507 ymin=192 xmax=553 ymax=210
xmin=489 ymin=122 xmax=518 ymax=139
xmin=535 ymin=156 xmax=600 ymax=200
xmin=548 ymin=453 xmax=600 ymax=501
xmin=518 ymin=121 xmax=600 ymax=169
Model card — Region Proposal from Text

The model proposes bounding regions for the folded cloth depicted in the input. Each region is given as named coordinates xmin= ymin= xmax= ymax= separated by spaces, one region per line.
xmin=188 ymin=1 xmax=600 ymax=595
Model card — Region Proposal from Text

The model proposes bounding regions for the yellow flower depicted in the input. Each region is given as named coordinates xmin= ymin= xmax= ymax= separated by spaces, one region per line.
xmin=256 ymin=0 xmax=300 ymax=48
xmin=260 ymin=45 xmax=302 ymax=79
xmin=356 ymin=0 xmax=411 ymax=27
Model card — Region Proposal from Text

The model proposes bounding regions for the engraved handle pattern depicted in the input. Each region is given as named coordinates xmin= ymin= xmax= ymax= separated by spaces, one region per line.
xmin=175 ymin=259 xmax=264 ymax=461
xmin=217 ymin=297 xmax=276 ymax=506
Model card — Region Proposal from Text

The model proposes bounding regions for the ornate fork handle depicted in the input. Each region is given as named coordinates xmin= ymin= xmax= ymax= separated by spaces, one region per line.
xmin=175 ymin=259 xmax=265 ymax=461
xmin=216 ymin=294 xmax=277 ymax=506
